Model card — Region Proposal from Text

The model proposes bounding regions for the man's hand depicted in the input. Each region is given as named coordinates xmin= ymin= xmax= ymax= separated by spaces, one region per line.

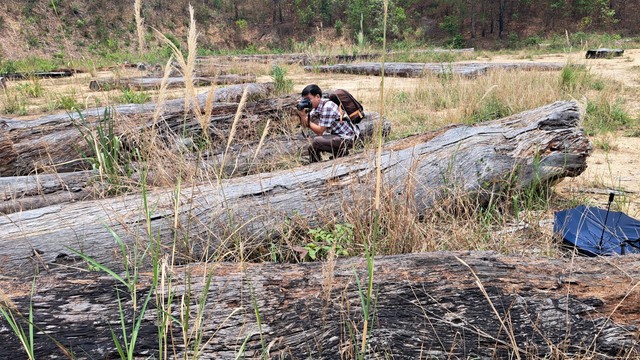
xmin=298 ymin=109 xmax=309 ymax=128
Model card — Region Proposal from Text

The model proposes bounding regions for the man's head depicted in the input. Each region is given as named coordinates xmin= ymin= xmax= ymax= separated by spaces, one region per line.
xmin=301 ymin=84 xmax=322 ymax=109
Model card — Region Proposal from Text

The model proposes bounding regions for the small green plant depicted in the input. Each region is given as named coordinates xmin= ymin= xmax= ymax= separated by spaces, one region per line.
xmin=593 ymin=137 xmax=614 ymax=152
xmin=1 ymin=90 xmax=28 ymax=115
xmin=16 ymin=80 xmax=44 ymax=98
xmin=304 ymin=223 xmax=354 ymax=261
xmin=465 ymin=96 xmax=512 ymax=124
xmin=0 ymin=59 xmax=17 ymax=74
xmin=235 ymin=19 xmax=248 ymax=29
xmin=583 ymin=99 xmax=634 ymax=135
xmin=119 ymin=89 xmax=151 ymax=104
xmin=73 ymin=108 xmax=135 ymax=190
xmin=270 ymin=65 xmax=293 ymax=95
xmin=559 ymin=64 xmax=591 ymax=92
xmin=55 ymin=94 xmax=83 ymax=111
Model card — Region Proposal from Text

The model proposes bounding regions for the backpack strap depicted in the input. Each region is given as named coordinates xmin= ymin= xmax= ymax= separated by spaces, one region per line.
xmin=348 ymin=109 xmax=363 ymax=120
xmin=335 ymin=97 xmax=346 ymax=123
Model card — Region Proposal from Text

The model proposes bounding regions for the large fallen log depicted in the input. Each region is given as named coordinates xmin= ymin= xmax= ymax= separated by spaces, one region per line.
xmin=0 ymin=171 xmax=95 ymax=214
xmin=0 ymin=83 xmax=292 ymax=176
xmin=195 ymin=48 xmax=475 ymax=65
xmin=0 ymin=113 xmax=391 ymax=214
xmin=88 ymin=74 xmax=257 ymax=91
xmin=0 ymin=70 xmax=75 ymax=80
xmin=0 ymin=101 xmax=592 ymax=276
xmin=305 ymin=62 xmax=571 ymax=78
xmin=0 ymin=252 xmax=638 ymax=358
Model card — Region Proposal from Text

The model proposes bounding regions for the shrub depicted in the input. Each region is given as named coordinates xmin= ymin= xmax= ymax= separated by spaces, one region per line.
xmin=55 ymin=94 xmax=83 ymax=111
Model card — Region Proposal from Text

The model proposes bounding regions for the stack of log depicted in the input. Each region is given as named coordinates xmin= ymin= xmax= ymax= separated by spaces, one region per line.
xmin=5 ymin=97 xmax=633 ymax=359
xmin=89 ymin=74 xmax=257 ymax=91
xmin=1 ymin=81 xmax=391 ymax=211
xmin=193 ymin=48 xmax=475 ymax=66
xmin=1 ymin=100 xmax=589 ymax=274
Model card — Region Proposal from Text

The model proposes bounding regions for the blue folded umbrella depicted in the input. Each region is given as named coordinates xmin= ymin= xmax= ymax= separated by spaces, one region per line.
xmin=554 ymin=204 xmax=640 ymax=256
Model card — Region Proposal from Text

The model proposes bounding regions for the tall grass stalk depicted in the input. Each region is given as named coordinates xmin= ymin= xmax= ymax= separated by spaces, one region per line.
xmin=134 ymin=0 xmax=145 ymax=55
xmin=155 ymin=5 xmax=206 ymax=131
xmin=358 ymin=0 xmax=388 ymax=356
xmin=220 ymin=87 xmax=249 ymax=174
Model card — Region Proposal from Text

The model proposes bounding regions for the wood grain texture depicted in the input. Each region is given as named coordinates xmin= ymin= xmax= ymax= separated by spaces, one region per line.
xmin=0 ymin=252 xmax=638 ymax=359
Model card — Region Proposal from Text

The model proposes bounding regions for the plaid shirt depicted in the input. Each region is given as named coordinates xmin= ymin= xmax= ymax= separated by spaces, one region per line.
xmin=310 ymin=98 xmax=359 ymax=140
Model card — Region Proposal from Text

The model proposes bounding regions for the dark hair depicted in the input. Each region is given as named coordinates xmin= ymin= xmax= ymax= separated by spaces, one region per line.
xmin=301 ymin=84 xmax=322 ymax=97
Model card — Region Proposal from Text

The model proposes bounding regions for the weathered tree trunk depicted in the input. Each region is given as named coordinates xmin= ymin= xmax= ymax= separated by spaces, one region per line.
xmin=0 ymin=83 xmax=292 ymax=176
xmin=0 ymin=170 xmax=95 ymax=214
xmin=194 ymin=48 xmax=475 ymax=66
xmin=0 ymin=101 xmax=592 ymax=276
xmin=305 ymin=62 xmax=571 ymax=78
xmin=0 ymin=252 xmax=638 ymax=359
xmin=88 ymin=74 xmax=257 ymax=91
xmin=0 ymin=70 xmax=75 ymax=80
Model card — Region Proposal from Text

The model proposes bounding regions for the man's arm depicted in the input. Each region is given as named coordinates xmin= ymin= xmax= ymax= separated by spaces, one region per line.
xmin=298 ymin=110 xmax=327 ymax=135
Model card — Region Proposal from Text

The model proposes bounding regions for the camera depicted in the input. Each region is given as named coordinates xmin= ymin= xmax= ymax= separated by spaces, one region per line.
xmin=296 ymin=98 xmax=312 ymax=111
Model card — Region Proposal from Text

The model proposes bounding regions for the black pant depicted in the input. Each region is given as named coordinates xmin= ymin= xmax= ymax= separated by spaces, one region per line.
xmin=308 ymin=134 xmax=353 ymax=163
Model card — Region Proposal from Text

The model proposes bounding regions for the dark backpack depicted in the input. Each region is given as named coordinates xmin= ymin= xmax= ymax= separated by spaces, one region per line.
xmin=328 ymin=89 xmax=365 ymax=124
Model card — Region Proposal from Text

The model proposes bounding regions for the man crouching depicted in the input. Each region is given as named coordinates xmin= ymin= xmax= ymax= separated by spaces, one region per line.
xmin=296 ymin=84 xmax=359 ymax=163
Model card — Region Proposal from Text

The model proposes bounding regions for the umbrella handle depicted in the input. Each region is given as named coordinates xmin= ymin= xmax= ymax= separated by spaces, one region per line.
xmin=598 ymin=192 xmax=615 ymax=250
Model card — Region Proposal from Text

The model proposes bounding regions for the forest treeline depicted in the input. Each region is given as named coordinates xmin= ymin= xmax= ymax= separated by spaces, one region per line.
xmin=0 ymin=0 xmax=639 ymax=59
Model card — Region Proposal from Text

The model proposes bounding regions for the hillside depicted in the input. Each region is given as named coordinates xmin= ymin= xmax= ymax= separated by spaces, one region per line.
xmin=1 ymin=0 xmax=640 ymax=61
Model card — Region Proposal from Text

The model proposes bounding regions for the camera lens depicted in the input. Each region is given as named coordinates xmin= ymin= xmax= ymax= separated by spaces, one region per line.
xmin=296 ymin=98 xmax=311 ymax=111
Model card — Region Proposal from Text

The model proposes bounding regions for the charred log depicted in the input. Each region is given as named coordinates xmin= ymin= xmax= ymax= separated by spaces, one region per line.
xmin=0 ymin=252 xmax=638 ymax=359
